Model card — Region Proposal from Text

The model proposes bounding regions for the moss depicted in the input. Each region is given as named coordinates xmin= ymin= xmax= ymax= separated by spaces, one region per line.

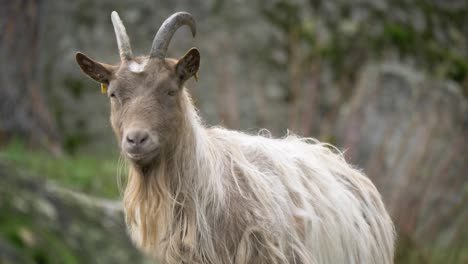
xmin=63 ymin=77 xmax=86 ymax=99
xmin=261 ymin=0 xmax=301 ymax=35
xmin=447 ymin=57 xmax=468 ymax=83
xmin=0 ymin=139 xmax=121 ymax=199
xmin=0 ymin=211 xmax=79 ymax=264
xmin=395 ymin=234 xmax=428 ymax=263
xmin=318 ymin=35 xmax=347 ymax=77
xmin=382 ymin=22 xmax=416 ymax=55
xmin=260 ymin=0 xmax=468 ymax=96
xmin=0 ymin=161 xmax=149 ymax=264
xmin=64 ymin=132 xmax=88 ymax=154
xmin=395 ymin=232 xmax=468 ymax=264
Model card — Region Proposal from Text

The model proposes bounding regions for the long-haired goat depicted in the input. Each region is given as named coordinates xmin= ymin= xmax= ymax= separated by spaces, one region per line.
xmin=75 ymin=11 xmax=395 ymax=264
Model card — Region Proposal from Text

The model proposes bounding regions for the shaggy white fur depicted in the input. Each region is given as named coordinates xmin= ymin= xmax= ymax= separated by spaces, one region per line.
xmin=75 ymin=10 xmax=395 ymax=264
xmin=122 ymin=91 xmax=395 ymax=264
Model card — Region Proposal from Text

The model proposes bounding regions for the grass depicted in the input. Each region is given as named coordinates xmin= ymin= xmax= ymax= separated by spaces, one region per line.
xmin=0 ymin=139 xmax=123 ymax=199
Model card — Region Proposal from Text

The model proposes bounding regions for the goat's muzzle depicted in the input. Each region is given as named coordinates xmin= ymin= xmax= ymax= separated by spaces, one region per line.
xmin=122 ymin=128 xmax=159 ymax=164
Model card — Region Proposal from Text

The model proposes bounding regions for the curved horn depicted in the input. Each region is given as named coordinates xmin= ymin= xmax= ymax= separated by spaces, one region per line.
xmin=150 ymin=12 xmax=196 ymax=59
xmin=111 ymin=11 xmax=133 ymax=61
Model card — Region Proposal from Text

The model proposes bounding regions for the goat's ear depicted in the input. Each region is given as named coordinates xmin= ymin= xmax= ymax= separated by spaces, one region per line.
xmin=75 ymin=52 xmax=113 ymax=84
xmin=175 ymin=48 xmax=200 ymax=83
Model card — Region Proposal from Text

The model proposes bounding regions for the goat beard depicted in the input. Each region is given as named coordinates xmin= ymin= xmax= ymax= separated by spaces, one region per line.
xmin=129 ymin=150 xmax=161 ymax=176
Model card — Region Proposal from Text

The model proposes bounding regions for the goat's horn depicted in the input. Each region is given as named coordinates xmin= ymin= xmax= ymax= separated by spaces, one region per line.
xmin=150 ymin=12 xmax=196 ymax=59
xmin=111 ymin=11 xmax=134 ymax=61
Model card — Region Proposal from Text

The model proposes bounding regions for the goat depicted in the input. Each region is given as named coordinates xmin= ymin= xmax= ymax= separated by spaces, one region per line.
xmin=75 ymin=11 xmax=395 ymax=264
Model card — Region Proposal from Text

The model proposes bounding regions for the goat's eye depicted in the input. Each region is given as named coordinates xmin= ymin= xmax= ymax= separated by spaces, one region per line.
xmin=167 ymin=90 xmax=176 ymax=96
xmin=109 ymin=92 xmax=116 ymax=98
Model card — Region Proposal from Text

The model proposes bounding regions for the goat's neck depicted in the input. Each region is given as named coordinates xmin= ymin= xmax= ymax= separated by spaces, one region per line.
xmin=159 ymin=91 xmax=222 ymax=200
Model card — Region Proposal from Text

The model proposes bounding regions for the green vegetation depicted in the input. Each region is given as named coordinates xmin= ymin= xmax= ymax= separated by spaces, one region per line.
xmin=0 ymin=155 xmax=148 ymax=264
xmin=0 ymin=212 xmax=78 ymax=264
xmin=257 ymin=0 xmax=468 ymax=97
xmin=0 ymin=139 xmax=122 ymax=199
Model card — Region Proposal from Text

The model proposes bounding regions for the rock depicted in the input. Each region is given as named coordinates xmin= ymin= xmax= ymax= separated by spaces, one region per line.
xmin=37 ymin=0 xmax=467 ymax=153
xmin=336 ymin=63 xmax=468 ymax=262
xmin=0 ymin=237 xmax=35 ymax=264
xmin=0 ymin=161 xmax=153 ymax=264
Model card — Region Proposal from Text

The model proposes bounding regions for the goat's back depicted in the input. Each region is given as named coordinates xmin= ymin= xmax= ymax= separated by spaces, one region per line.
xmin=206 ymin=128 xmax=395 ymax=264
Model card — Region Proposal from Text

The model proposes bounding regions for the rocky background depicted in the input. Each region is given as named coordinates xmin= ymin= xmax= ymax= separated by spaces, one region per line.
xmin=0 ymin=0 xmax=467 ymax=263
xmin=0 ymin=161 xmax=153 ymax=264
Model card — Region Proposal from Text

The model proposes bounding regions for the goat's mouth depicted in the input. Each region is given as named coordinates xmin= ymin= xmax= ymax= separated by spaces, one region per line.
xmin=125 ymin=149 xmax=158 ymax=165
xmin=121 ymin=129 xmax=159 ymax=165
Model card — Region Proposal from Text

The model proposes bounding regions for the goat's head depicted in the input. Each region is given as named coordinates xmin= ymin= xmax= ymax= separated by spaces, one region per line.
xmin=75 ymin=12 xmax=200 ymax=166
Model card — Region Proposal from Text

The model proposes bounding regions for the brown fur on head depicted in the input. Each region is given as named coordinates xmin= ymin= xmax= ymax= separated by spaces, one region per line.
xmin=75 ymin=12 xmax=200 ymax=168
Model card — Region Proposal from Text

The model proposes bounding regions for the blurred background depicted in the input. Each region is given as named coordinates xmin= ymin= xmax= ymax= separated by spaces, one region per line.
xmin=0 ymin=0 xmax=466 ymax=263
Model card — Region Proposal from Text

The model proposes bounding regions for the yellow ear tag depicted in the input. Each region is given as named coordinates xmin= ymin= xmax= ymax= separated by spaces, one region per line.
xmin=101 ymin=83 xmax=108 ymax=95
xmin=194 ymin=72 xmax=199 ymax=82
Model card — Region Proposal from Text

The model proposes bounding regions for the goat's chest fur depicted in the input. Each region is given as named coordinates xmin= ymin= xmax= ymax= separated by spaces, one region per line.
xmin=124 ymin=128 xmax=395 ymax=264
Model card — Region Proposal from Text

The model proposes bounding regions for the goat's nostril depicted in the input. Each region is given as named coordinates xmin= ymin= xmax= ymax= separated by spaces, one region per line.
xmin=126 ymin=130 xmax=150 ymax=147
xmin=126 ymin=135 xmax=135 ymax=144
xmin=139 ymin=133 xmax=149 ymax=144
